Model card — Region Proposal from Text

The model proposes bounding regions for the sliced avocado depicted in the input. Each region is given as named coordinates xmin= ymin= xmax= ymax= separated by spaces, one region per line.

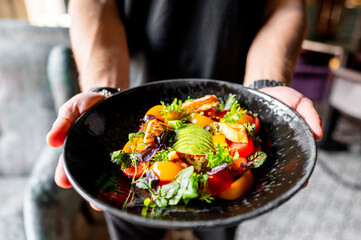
xmin=171 ymin=123 xmax=215 ymax=154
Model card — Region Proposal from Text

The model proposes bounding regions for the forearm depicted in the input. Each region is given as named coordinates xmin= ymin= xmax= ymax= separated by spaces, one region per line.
xmin=244 ymin=0 xmax=307 ymax=86
xmin=69 ymin=0 xmax=129 ymax=91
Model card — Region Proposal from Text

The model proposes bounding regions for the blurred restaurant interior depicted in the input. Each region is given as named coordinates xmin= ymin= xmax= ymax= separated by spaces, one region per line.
xmin=0 ymin=0 xmax=361 ymax=239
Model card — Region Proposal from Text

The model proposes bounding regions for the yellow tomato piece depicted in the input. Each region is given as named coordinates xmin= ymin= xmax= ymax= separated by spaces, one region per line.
xmin=145 ymin=105 xmax=164 ymax=119
xmin=237 ymin=113 xmax=254 ymax=125
xmin=212 ymin=134 xmax=226 ymax=146
xmin=189 ymin=113 xmax=214 ymax=127
xmin=217 ymin=170 xmax=254 ymax=200
xmin=135 ymin=138 xmax=146 ymax=152
xmin=122 ymin=137 xmax=140 ymax=153
xmin=150 ymin=161 xmax=184 ymax=184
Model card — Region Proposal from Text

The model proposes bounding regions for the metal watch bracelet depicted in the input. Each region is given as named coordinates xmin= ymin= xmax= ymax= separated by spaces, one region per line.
xmin=88 ymin=87 xmax=122 ymax=97
xmin=248 ymin=80 xmax=284 ymax=90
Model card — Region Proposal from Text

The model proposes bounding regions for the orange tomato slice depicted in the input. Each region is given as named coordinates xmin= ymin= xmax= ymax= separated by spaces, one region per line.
xmin=122 ymin=137 xmax=140 ymax=153
xmin=217 ymin=170 xmax=254 ymax=200
xmin=237 ymin=113 xmax=254 ymax=125
xmin=150 ymin=161 xmax=184 ymax=184
xmin=189 ymin=113 xmax=214 ymax=127
xmin=145 ymin=105 xmax=164 ymax=120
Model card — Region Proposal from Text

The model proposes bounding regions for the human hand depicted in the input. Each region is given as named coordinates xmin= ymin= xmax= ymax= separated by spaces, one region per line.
xmin=259 ymin=86 xmax=323 ymax=142
xmin=47 ymin=92 xmax=106 ymax=210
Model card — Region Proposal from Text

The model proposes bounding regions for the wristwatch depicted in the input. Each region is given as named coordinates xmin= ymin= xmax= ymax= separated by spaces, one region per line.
xmin=248 ymin=80 xmax=284 ymax=90
xmin=88 ymin=87 xmax=122 ymax=97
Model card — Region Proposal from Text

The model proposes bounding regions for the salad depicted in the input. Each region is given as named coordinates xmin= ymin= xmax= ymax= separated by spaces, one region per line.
xmin=98 ymin=94 xmax=267 ymax=209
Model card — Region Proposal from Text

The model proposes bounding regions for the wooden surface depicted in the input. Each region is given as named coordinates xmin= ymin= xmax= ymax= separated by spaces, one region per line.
xmin=0 ymin=0 xmax=28 ymax=19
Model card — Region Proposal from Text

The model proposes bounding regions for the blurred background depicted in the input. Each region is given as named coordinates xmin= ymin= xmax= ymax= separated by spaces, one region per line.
xmin=0 ymin=0 xmax=360 ymax=239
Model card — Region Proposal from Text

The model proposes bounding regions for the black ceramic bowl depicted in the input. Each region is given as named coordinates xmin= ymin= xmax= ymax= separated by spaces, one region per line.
xmin=63 ymin=79 xmax=316 ymax=229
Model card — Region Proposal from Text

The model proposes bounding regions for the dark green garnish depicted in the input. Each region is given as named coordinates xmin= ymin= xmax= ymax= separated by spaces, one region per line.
xmin=160 ymin=98 xmax=187 ymax=120
xmin=110 ymin=150 xmax=138 ymax=169
xmin=247 ymin=151 xmax=267 ymax=168
xmin=206 ymin=144 xmax=239 ymax=168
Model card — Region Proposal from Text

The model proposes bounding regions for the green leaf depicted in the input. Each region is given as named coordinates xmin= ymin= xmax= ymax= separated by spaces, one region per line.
xmin=155 ymin=198 xmax=168 ymax=207
xmin=143 ymin=166 xmax=210 ymax=207
xmin=153 ymin=148 xmax=170 ymax=162
xmin=95 ymin=170 xmax=118 ymax=193
xmin=243 ymin=123 xmax=255 ymax=137
xmin=182 ymin=173 xmax=199 ymax=205
xmin=219 ymin=94 xmax=248 ymax=123
xmin=160 ymin=98 xmax=187 ymax=120
xmin=219 ymin=94 xmax=237 ymax=111
xmin=129 ymin=131 xmax=144 ymax=142
xmin=160 ymin=182 xmax=180 ymax=199
xmin=199 ymin=192 xmax=215 ymax=203
xmin=247 ymin=151 xmax=267 ymax=168
xmin=110 ymin=150 xmax=139 ymax=170
xmin=168 ymin=119 xmax=186 ymax=130
xmin=206 ymin=144 xmax=235 ymax=168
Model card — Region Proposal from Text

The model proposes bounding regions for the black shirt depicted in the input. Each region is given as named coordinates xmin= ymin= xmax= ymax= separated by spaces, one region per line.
xmin=117 ymin=0 xmax=266 ymax=86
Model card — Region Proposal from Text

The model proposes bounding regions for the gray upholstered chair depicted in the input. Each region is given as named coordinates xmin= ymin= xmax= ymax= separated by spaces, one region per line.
xmin=0 ymin=20 xmax=82 ymax=239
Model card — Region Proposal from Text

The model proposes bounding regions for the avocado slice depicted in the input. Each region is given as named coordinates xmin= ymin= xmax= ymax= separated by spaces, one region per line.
xmin=171 ymin=123 xmax=215 ymax=154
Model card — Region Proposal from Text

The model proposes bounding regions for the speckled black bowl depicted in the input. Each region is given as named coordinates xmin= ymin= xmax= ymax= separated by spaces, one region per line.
xmin=63 ymin=79 xmax=316 ymax=229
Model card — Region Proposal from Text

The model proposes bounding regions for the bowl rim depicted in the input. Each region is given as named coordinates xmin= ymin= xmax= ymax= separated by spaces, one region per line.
xmin=63 ymin=78 xmax=317 ymax=229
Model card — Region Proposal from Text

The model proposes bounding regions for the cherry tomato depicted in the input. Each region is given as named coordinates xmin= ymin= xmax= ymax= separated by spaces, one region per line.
xmin=122 ymin=161 xmax=149 ymax=178
xmin=253 ymin=116 xmax=260 ymax=134
xmin=204 ymin=108 xmax=217 ymax=118
xmin=150 ymin=161 xmax=184 ymax=185
xmin=228 ymin=136 xmax=254 ymax=157
xmin=207 ymin=169 xmax=234 ymax=196
xmin=216 ymin=110 xmax=228 ymax=119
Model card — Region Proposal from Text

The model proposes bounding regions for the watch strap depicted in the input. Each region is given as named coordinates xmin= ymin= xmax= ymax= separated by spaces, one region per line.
xmin=88 ymin=87 xmax=122 ymax=97
xmin=248 ymin=80 xmax=284 ymax=89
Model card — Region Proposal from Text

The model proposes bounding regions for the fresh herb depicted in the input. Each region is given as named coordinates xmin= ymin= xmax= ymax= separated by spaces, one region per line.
xmin=243 ymin=123 xmax=255 ymax=137
xmin=199 ymin=192 xmax=215 ymax=203
xmin=219 ymin=94 xmax=241 ymax=111
xmin=219 ymin=94 xmax=247 ymax=123
xmin=153 ymin=148 xmax=171 ymax=162
xmin=184 ymin=96 xmax=194 ymax=103
xmin=136 ymin=169 xmax=159 ymax=191
xmin=247 ymin=151 xmax=267 ymax=168
xmin=160 ymin=98 xmax=187 ymax=120
xmin=155 ymin=130 xmax=177 ymax=148
xmin=110 ymin=150 xmax=138 ymax=169
xmin=137 ymin=166 xmax=205 ymax=207
xmin=168 ymin=119 xmax=186 ymax=130
xmin=206 ymin=144 xmax=238 ymax=168
xmin=221 ymin=105 xmax=246 ymax=123
xmin=129 ymin=131 xmax=144 ymax=142
xmin=95 ymin=170 xmax=118 ymax=193
xmin=226 ymin=94 xmax=238 ymax=110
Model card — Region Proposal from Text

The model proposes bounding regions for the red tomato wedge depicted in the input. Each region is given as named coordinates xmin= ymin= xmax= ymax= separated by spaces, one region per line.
xmin=229 ymin=136 xmax=254 ymax=157
xmin=204 ymin=108 xmax=217 ymax=118
xmin=207 ymin=169 xmax=234 ymax=196
xmin=122 ymin=162 xmax=149 ymax=178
